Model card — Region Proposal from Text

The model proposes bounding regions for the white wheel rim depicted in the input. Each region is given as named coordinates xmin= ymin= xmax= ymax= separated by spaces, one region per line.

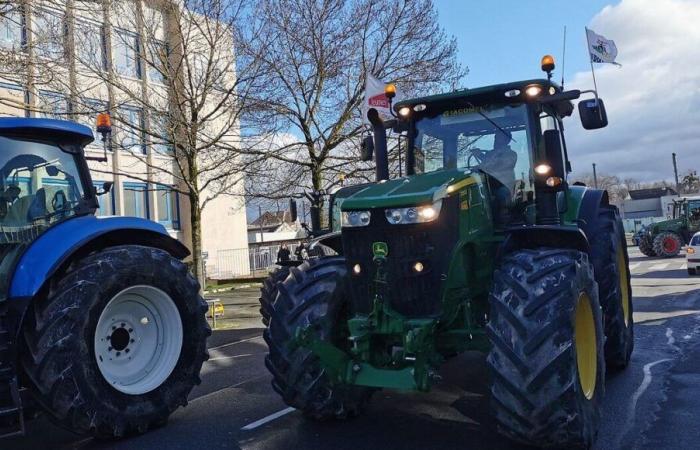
xmin=94 ymin=285 xmax=183 ymax=395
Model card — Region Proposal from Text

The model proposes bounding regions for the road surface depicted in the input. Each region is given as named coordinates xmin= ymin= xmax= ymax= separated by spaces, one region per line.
xmin=6 ymin=247 xmax=700 ymax=449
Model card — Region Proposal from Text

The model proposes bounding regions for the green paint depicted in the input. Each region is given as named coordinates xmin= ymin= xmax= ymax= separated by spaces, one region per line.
xmin=372 ymin=242 xmax=389 ymax=258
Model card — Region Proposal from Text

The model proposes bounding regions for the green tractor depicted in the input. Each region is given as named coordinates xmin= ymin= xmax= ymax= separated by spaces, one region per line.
xmin=638 ymin=197 xmax=700 ymax=257
xmin=262 ymin=58 xmax=633 ymax=448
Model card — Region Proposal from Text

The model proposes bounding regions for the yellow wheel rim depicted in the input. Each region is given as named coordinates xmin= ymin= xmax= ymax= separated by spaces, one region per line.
xmin=617 ymin=244 xmax=631 ymax=327
xmin=575 ymin=293 xmax=597 ymax=400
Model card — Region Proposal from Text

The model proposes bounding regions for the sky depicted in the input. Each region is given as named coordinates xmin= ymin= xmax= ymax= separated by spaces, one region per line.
xmin=434 ymin=0 xmax=700 ymax=183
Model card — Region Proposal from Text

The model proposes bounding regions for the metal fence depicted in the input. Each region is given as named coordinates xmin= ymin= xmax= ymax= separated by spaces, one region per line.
xmin=210 ymin=241 xmax=305 ymax=279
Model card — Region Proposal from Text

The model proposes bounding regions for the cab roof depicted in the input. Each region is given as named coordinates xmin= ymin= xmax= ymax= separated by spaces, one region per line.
xmin=0 ymin=117 xmax=94 ymax=146
xmin=395 ymin=78 xmax=562 ymax=110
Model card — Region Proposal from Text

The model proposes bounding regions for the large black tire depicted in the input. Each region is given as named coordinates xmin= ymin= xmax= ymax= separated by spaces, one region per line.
xmin=259 ymin=266 xmax=291 ymax=327
xmin=588 ymin=206 xmax=634 ymax=369
xmin=487 ymin=249 xmax=605 ymax=448
xmin=653 ymin=231 xmax=683 ymax=257
xmin=638 ymin=234 xmax=656 ymax=257
xmin=264 ymin=257 xmax=372 ymax=419
xmin=20 ymin=245 xmax=210 ymax=438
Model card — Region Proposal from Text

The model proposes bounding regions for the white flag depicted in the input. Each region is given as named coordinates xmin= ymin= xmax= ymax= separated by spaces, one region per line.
xmin=586 ymin=28 xmax=620 ymax=66
xmin=362 ymin=73 xmax=403 ymax=125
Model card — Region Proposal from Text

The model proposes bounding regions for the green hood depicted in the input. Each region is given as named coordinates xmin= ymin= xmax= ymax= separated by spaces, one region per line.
xmin=341 ymin=169 xmax=476 ymax=210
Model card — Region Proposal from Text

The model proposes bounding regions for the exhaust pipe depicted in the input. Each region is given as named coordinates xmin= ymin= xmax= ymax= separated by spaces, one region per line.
xmin=367 ymin=108 xmax=389 ymax=182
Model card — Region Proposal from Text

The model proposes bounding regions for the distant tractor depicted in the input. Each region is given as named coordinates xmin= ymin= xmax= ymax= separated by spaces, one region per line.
xmin=261 ymin=56 xmax=633 ymax=448
xmin=0 ymin=117 xmax=209 ymax=438
xmin=638 ymin=197 xmax=700 ymax=257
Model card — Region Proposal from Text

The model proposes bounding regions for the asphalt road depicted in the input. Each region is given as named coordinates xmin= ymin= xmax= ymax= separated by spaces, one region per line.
xmin=7 ymin=247 xmax=700 ymax=450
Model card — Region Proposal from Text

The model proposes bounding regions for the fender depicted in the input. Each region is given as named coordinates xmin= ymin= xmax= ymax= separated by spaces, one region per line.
xmin=9 ymin=215 xmax=189 ymax=300
xmin=568 ymin=186 xmax=610 ymax=240
xmin=308 ymin=231 xmax=343 ymax=255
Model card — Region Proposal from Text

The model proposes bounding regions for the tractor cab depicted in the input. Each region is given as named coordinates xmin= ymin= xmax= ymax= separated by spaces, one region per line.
xmin=0 ymin=119 xmax=98 ymax=303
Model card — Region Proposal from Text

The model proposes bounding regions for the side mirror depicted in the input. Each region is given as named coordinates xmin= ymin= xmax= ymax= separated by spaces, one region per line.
xmin=578 ymin=98 xmax=608 ymax=130
xmin=360 ymin=135 xmax=374 ymax=161
xmin=96 ymin=181 xmax=113 ymax=196
xmin=289 ymin=198 xmax=298 ymax=222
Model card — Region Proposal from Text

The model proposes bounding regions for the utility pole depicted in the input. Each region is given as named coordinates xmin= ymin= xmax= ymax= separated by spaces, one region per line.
xmin=592 ymin=163 xmax=598 ymax=189
xmin=672 ymin=152 xmax=680 ymax=194
xmin=258 ymin=205 xmax=264 ymax=243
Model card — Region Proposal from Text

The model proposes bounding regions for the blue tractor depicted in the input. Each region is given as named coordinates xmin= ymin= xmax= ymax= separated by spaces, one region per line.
xmin=0 ymin=117 xmax=210 ymax=438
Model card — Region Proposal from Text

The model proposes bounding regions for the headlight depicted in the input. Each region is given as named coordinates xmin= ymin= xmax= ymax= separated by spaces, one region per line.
xmin=385 ymin=200 xmax=442 ymax=225
xmin=342 ymin=210 xmax=371 ymax=227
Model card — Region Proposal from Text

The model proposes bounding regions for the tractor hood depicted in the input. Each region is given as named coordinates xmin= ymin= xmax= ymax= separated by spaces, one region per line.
xmin=341 ymin=169 xmax=477 ymax=210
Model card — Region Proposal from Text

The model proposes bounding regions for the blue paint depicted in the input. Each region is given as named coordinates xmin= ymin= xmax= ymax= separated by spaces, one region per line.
xmin=0 ymin=117 xmax=94 ymax=145
xmin=9 ymin=215 xmax=171 ymax=298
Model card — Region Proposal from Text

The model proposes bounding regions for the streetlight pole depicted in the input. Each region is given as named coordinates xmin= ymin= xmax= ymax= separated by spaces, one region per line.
xmin=672 ymin=152 xmax=680 ymax=194
xmin=592 ymin=163 xmax=598 ymax=189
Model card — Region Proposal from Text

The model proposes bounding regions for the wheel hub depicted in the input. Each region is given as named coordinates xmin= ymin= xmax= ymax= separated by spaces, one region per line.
xmin=94 ymin=286 xmax=183 ymax=395
xmin=575 ymin=292 xmax=597 ymax=400
xmin=663 ymin=237 xmax=678 ymax=253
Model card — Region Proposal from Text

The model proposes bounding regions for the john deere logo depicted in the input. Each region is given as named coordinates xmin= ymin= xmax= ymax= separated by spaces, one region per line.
xmin=372 ymin=242 xmax=389 ymax=258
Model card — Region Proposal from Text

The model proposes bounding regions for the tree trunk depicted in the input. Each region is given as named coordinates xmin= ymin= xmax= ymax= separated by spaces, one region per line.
xmin=189 ymin=193 xmax=205 ymax=290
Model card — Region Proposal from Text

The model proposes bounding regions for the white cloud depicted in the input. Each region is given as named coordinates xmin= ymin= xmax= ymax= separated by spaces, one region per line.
xmin=567 ymin=0 xmax=700 ymax=182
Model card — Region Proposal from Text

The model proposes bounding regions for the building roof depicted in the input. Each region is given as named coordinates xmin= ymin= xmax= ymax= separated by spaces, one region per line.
xmin=248 ymin=210 xmax=293 ymax=231
xmin=0 ymin=118 xmax=94 ymax=146
xmin=629 ymin=187 xmax=678 ymax=200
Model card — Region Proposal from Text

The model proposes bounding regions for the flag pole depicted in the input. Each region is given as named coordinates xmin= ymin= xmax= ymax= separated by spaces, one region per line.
xmin=585 ymin=27 xmax=600 ymax=103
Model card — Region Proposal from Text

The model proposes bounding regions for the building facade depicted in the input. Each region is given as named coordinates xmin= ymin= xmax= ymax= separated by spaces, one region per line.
xmin=0 ymin=0 xmax=249 ymax=277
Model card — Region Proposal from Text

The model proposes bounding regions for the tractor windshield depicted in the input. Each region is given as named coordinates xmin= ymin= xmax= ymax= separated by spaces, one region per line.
xmin=408 ymin=104 xmax=534 ymax=198
xmin=0 ymin=136 xmax=85 ymax=230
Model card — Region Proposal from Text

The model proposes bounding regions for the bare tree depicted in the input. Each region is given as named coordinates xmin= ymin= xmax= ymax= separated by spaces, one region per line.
xmin=28 ymin=0 xmax=269 ymax=284
xmin=241 ymin=0 xmax=466 ymax=211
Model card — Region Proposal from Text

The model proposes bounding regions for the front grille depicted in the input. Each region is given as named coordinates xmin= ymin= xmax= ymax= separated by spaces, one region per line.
xmin=342 ymin=196 xmax=459 ymax=318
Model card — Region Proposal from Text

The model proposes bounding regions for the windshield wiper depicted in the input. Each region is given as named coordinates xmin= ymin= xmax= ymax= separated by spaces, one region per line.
xmin=466 ymin=102 xmax=517 ymax=144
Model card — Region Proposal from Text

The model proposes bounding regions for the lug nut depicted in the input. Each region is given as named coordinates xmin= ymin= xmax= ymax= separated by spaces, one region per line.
xmin=116 ymin=352 xmax=121 ymax=357
xmin=125 ymin=349 xmax=130 ymax=354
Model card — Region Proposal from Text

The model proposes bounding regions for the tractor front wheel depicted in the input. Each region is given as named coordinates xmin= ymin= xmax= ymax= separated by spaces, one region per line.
xmin=20 ymin=245 xmax=210 ymax=438
xmin=638 ymin=234 xmax=656 ymax=257
xmin=487 ymin=249 xmax=605 ymax=448
xmin=264 ymin=257 xmax=372 ymax=420
xmin=653 ymin=231 xmax=683 ymax=257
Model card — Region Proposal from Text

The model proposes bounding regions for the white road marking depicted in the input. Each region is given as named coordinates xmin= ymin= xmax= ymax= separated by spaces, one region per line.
xmin=241 ymin=407 xmax=296 ymax=431
xmin=623 ymin=359 xmax=672 ymax=440
xmin=628 ymin=263 xmax=641 ymax=271
xmin=206 ymin=353 xmax=259 ymax=362
xmin=208 ymin=334 xmax=264 ymax=351
xmin=649 ymin=263 xmax=670 ymax=271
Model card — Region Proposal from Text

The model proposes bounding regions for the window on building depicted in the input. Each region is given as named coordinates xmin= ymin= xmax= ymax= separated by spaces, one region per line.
xmin=122 ymin=182 xmax=149 ymax=218
xmin=36 ymin=91 xmax=69 ymax=119
xmin=112 ymin=30 xmax=141 ymax=78
xmin=156 ymin=186 xmax=180 ymax=229
xmin=75 ymin=20 xmax=106 ymax=70
xmin=33 ymin=9 xmax=64 ymax=60
xmin=150 ymin=113 xmax=172 ymax=155
xmin=0 ymin=9 xmax=22 ymax=50
xmin=147 ymin=40 xmax=167 ymax=84
xmin=0 ymin=82 xmax=28 ymax=117
xmin=93 ymin=181 xmax=114 ymax=216
xmin=118 ymin=106 xmax=144 ymax=153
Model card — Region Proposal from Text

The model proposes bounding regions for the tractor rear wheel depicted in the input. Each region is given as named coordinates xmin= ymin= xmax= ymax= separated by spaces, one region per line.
xmin=589 ymin=206 xmax=634 ymax=369
xmin=487 ymin=249 xmax=604 ymax=448
xmin=264 ymin=257 xmax=372 ymax=419
xmin=259 ymin=266 xmax=291 ymax=326
xmin=20 ymin=245 xmax=210 ymax=438
xmin=638 ymin=234 xmax=656 ymax=257
xmin=653 ymin=231 xmax=682 ymax=257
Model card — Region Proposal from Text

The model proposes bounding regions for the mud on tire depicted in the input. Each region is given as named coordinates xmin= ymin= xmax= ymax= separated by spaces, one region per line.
xmin=264 ymin=257 xmax=372 ymax=419
xmin=487 ymin=249 xmax=605 ymax=448
xmin=20 ymin=245 xmax=210 ymax=438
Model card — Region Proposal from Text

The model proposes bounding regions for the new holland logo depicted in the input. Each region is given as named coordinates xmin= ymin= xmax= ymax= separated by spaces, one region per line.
xmin=372 ymin=242 xmax=389 ymax=258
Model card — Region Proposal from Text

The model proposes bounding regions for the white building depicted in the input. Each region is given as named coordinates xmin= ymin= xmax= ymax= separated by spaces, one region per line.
xmin=0 ymin=0 xmax=249 ymax=277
